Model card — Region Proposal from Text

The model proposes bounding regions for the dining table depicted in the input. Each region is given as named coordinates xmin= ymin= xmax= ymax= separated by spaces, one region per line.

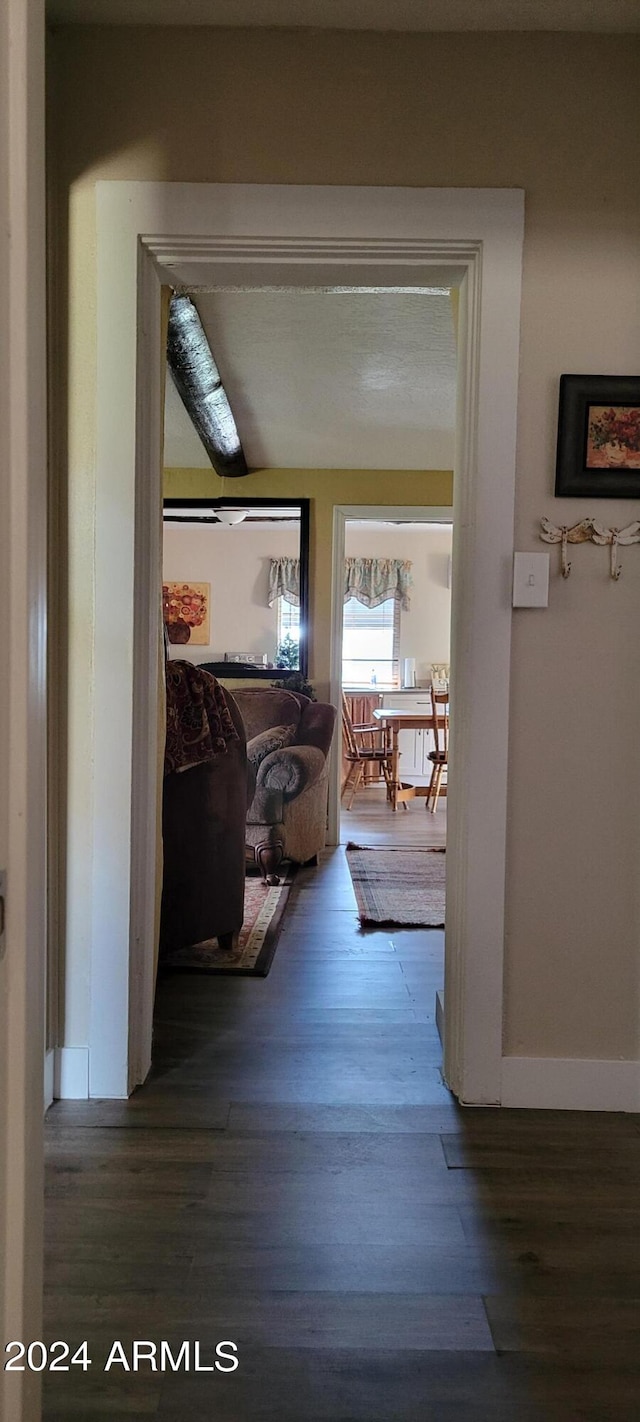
xmin=372 ymin=705 xmax=447 ymax=812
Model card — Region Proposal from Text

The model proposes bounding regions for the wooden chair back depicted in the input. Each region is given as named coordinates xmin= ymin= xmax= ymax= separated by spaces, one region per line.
xmin=341 ymin=693 xmax=360 ymax=758
xmin=430 ymin=687 xmax=450 ymax=758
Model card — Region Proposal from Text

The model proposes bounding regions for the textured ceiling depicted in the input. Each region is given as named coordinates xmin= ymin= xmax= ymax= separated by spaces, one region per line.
xmin=47 ymin=0 xmax=640 ymax=31
xmin=164 ymin=288 xmax=457 ymax=471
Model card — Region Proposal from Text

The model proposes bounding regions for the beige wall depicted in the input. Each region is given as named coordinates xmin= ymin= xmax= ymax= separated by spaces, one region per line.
xmin=163 ymin=520 xmax=300 ymax=665
xmin=164 ymin=467 xmax=452 ymax=698
xmin=163 ymin=515 xmax=452 ymax=675
xmin=49 ymin=27 xmax=640 ymax=1065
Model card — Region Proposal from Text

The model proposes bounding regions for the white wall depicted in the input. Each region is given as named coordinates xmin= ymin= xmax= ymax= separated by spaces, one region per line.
xmin=163 ymin=520 xmax=299 ymax=664
xmin=344 ymin=523 xmax=452 ymax=685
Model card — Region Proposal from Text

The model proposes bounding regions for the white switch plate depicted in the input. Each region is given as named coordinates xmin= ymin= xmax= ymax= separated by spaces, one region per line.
xmin=513 ymin=552 xmax=549 ymax=607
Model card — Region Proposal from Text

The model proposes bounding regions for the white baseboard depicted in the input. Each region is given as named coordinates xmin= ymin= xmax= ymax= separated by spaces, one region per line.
xmin=53 ymin=1046 xmax=90 ymax=1100
xmin=44 ymin=1048 xmax=55 ymax=1111
xmin=501 ymin=1055 xmax=640 ymax=1112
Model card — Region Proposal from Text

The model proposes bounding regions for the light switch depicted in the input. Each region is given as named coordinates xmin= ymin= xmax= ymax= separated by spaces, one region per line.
xmin=512 ymin=552 xmax=549 ymax=607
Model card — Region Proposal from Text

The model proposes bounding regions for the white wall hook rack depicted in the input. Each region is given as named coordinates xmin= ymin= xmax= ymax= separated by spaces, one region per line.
xmin=540 ymin=517 xmax=640 ymax=580
xmin=591 ymin=521 xmax=640 ymax=581
xmin=540 ymin=518 xmax=592 ymax=578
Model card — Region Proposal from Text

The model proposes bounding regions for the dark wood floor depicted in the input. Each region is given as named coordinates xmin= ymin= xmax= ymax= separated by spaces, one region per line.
xmin=44 ymin=836 xmax=640 ymax=1420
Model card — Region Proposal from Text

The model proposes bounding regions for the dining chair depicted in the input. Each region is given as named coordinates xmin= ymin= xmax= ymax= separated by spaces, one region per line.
xmin=426 ymin=687 xmax=449 ymax=814
xmin=341 ymin=693 xmax=394 ymax=811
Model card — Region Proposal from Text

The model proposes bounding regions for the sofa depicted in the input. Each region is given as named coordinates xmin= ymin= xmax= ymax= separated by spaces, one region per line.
xmin=159 ymin=679 xmax=250 ymax=955
xmin=231 ymin=687 xmax=337 ymax=883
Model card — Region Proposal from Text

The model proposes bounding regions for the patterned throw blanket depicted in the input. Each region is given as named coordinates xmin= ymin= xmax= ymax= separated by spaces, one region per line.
xmin=164 ymin=661 xmax=238 ymax=776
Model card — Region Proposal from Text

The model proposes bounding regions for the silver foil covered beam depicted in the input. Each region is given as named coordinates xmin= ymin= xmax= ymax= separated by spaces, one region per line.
xmin=167 ymin=293 xmax=248 ymax=478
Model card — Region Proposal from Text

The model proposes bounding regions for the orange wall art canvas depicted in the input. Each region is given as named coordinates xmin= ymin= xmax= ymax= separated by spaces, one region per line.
xmin=163 ymin=581 xmax=210 ymax=645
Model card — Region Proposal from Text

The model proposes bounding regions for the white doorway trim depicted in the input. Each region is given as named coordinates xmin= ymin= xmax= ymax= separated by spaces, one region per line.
xmin=0 ymin=0 xmax=47 ymax=1415
xmin=90 ymin=182 xmax=523 ymax=1104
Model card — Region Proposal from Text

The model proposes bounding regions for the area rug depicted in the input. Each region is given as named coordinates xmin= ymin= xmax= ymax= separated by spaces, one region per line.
xmin=162 ymin=865 xmax=296 ymax=976
xmin=346 ymin=844 xmax=446 ymax=927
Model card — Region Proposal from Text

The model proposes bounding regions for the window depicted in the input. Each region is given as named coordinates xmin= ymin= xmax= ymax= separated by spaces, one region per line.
xmin=277 ymin=598 xmax=301 ymax=656
xmin=342 ymin=597 xmax=400 ymax=688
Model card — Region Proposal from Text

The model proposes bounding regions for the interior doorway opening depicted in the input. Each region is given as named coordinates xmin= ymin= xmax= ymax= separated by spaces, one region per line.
xmin=338 ymin=514 xmax=453 ymax=850
xmin=88 ymin=182 xmax=523 ymax=1107
xmin=331 ymin=507 xmax=453 ymax=1073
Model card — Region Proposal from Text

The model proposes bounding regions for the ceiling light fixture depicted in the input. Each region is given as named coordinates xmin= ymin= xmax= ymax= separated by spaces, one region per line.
xmin=215 ymin=508 xmax=248 ymax=526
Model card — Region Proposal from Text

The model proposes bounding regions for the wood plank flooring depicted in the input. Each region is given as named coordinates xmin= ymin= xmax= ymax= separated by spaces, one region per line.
xmin=44 ymin=829 xmax=640 ymax=1420
xmin=341 ymin=783 xmax=446 ymax=847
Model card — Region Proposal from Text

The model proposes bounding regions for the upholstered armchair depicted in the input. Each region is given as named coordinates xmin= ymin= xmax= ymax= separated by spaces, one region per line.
xmin=231 ymin=687 xmax=337 ymax=884
xmin=159 ymin=678 xmax=250 ymax=956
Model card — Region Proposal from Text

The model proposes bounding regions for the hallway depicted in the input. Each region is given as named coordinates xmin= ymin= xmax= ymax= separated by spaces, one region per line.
xmin=44 ymin=847 xmax=640 ymax=1420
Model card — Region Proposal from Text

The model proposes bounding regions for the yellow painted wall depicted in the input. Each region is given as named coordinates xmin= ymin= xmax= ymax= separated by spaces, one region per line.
xmin=48 ymin=27 xmax=640 ymax=1065
xmin=164 ymin=467 xmax=452 ymax=697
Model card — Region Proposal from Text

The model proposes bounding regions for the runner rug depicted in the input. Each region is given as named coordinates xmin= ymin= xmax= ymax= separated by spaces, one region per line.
xmin=346 ymin=844 xmax=446 ymax=927
xmin=162 ymin=865 xmax=296 ymax=976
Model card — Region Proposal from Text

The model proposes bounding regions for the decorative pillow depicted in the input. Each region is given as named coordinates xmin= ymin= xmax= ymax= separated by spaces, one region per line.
xmin=246 ymin=723 xmax=296 ymax=772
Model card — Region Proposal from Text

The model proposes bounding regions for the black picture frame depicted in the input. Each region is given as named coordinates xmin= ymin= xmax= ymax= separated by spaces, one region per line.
xmin=163 ymin=497 xmax=310 ymax=680
xmin=555 ymin=374 xmax=640 ymax=498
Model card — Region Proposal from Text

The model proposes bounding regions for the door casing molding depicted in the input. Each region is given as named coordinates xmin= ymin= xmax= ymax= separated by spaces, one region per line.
xmin=90 ymin=182 xmax=523 ymax=1102
xmin=0 ymin=0 xmax=47 ymax=1415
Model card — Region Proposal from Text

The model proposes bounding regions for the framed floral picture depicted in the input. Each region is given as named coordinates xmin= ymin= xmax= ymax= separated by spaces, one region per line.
xmin=162 ymin=581 xmax=210 ymax=645
xmin=555 ymin=375 xmax=640 ymax=497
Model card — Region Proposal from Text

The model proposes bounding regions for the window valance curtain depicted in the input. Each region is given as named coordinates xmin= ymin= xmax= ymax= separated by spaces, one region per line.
xmin=268 ymin=555 xmax=413 ymax=610
xmin=268 ymin=557 xmax=300 ymax=607
xmin=344 ymin=557 xmax=412 ymax=610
